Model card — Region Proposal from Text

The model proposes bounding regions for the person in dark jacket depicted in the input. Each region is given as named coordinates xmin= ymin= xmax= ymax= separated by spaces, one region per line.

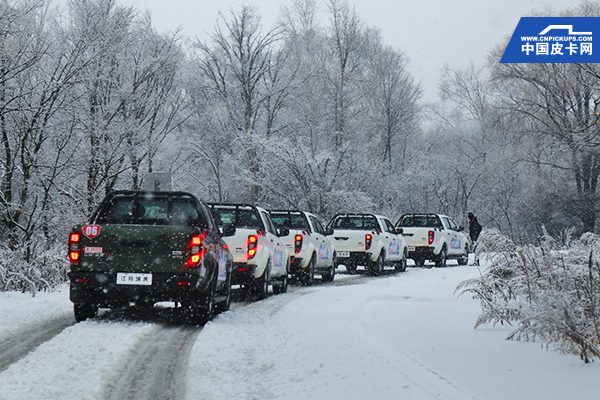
xmin=468 ymin=212 xmax=482 ymax=242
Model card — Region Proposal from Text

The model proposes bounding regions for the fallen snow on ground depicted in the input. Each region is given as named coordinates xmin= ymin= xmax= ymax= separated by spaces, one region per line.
xmin=187 ymin=265 xmax=600 ymax=400
xmin=0 ymin=265 xmax=599 ymax=400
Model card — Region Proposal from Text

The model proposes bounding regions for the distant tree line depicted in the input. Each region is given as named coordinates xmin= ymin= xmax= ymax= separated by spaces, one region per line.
xmin=0 ymin=0 xmax=598 ymax=291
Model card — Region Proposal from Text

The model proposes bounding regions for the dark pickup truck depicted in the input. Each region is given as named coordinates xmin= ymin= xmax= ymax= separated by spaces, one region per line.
xmin=67 ymin=190 xmax=234 ymax=322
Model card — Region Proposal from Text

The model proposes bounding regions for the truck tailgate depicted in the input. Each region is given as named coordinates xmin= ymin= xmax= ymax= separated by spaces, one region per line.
xmin=331 ymin=230 xmax=367 ymax=252
xmin=77 ymin=225 xmax=197 ymax=273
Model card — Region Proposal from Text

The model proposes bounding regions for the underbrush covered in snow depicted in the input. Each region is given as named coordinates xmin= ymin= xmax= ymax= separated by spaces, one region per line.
xmin=457 ymin=228 xmax=600 ymax=362
xmin=0 ymin=242 xmax=68 ymax=295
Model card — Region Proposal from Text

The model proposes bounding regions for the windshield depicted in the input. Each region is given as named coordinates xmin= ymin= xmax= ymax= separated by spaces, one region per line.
xmin=399 ymin=215 xmax=442 ymax=228
xmin=211 ymin=207 xmax=261 ymax=229
xmin=95 ymin=193 xmax=202 ymax=226
xmin=270 ymin=212 xmax=309 ymax=230
xmin=332 ymin=215 xmax=378 ymax=230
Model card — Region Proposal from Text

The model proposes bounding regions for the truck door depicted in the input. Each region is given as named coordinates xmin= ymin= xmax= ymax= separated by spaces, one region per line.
xmin=382 ymin=218 xmax=402 ymax=261
xmin=309 ymin=215 xmax=331 ymax=268
xmin=261 ymin=211 xmax=286 ymax=277
xmin=442 ymin=217 xmax=462 ymax=256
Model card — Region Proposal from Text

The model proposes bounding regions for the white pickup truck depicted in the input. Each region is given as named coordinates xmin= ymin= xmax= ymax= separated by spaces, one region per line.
xmin=395 ymin=213 xmax=471 ymax=267
xmin=327 ymin=214 xmax=407 ymax=275
xmin=208 ymin=203 xmax=290 ymax=298
xmin=269 ymin=210 xmax=336 ymax=285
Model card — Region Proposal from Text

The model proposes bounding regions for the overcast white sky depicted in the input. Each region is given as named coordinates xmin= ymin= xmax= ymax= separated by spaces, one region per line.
xmin=120 ymin=0 xmax=573 ymax=103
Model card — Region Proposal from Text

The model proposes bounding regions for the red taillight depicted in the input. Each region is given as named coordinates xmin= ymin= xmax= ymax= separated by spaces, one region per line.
xmin=68 ymin=231 xmax=81 ymax=265
xmin=294 ymin=234 xmax=303 ymax=254
xmin=428 ymin=230 xmax=434 ymax=245
xmin=248 ymin=235 xmax=258 ymax=259
xmin=184 ymin=232 xmax=208 ymax=269
xmin=365 ymin=234 xmax=372 ymax=250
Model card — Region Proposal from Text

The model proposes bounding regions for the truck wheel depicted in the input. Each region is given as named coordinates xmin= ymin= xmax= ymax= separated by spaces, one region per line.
xmin=369 ymin=251 xmax=385 ymax=276
xmin=322 ymin=253 xmax=336 ymax=282
xmin=301 ymin=255 xmax=316 ymax=286
xmin=345 ymin=263 xmax=357 ymax=274
xmin=202 ymin=287 xmax=216 ymax=322
xmin=395 ymin=252 xmax=407 ymax=272
xmin=253 ymin=262 xmax=270 ymax=299
xmin=435 ymin=246 xmax=447 ymax=267
xmin=273 ymin=265 xmax=288 ymax=294
xmin=74 ymin=303 xmax=98 ymax=322
xmin=414 ymin=257 xmax=425 ymax=268
xmin=216 ymin=272 xmax=232 ymax=313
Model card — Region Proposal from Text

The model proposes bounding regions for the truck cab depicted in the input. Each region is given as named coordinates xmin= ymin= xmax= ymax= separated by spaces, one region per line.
xmin=327 ymin=214 xmax=407 ymax=275
xmin=396 ymin=213 xmax=471 ymax=267
xmin=269 ymin=210 xmax=336 ymax=285
xmin=68 ymin=191 xmax=234 ymax=323
xmin=208 ymin=204 xmax=290 ymax=298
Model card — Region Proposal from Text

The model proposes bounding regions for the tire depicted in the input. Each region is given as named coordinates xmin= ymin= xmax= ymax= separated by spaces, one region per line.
xmin=74 ymin=303 xmax=98 ymax=322
xmin=369 ymin=251 xmax=385 ymax=276
xmin=435 ymin=246 xmax=447 ymax=267
xmin=414 ymin=257 xmax=424 ymax=268
xmin=345 ymin=263 xmax=357 ymax=274
xmin=273 ymin=262 xmax=289 ymax=294
xmin=322 ymin=253 xmax=336 ymax=282
xmin=252 ymin=260 xmax=271 ymax=299
xmin=395 ymin=251 xmax=407 ymax=272
xmin=216 ymin=272 xmax=232 ymax=313
xmin=201 ymin=288 xmax=216 ymax=322
xmin=301 ymin=255 xmax=316 ymax=286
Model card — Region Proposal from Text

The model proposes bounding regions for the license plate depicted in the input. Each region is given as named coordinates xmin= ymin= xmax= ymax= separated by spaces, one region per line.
xmin=408 ymin=246 xmax=415 ymax=252
xmin=116 ymin=272 xmax=152 ymax=286
xmin=338 ymin=251 xmax=350 ymax=258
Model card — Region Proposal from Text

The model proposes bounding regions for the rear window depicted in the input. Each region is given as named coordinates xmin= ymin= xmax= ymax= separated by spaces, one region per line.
xmin=270 ymin=212 xmax=309 ymax=230
xmin=211 ymin=207 xmax=261 ymax=229
xmin=95 ymin=193 xmax=202 ymax=226
xmin=399 ymin=215 xmax=442 ymax=228
xmin=332 ymin=215 xmax=378 ymax=230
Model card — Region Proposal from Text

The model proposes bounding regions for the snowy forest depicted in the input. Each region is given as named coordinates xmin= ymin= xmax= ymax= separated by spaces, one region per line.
xmin=0 ymin=0 xmax=600 ymax=293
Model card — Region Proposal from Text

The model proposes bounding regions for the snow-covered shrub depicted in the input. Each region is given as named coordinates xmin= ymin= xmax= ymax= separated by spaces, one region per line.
xmin=457 ymin=228 xmax=600 ymax=363
xmin=0 ymin=240 xmax=68 ymax=295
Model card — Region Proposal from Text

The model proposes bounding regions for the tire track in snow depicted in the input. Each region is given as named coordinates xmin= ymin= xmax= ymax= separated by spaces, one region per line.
xmin=0 ymin=316 xmax=74 ymax=373
xmin=103 ymin=325 xmax=200 ymax=400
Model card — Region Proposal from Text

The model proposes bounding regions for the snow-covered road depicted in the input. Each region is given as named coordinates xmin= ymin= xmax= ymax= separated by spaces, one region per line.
xmin=1 ymin=264 xmax=599 ymax=400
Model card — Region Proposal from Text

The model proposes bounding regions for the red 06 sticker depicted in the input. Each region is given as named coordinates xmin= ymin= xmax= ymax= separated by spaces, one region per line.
xmin=82 ymin=225 xmax=102 ymax=239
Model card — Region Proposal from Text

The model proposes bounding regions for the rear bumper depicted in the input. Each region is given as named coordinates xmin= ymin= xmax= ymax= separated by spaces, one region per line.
xmin=68 ymin=271 xmax=209 ymax=307
xmin=289 ymin=257 xmax=305 ymax=275
xmin=336 ymin=251 xmax=374 ymax=266
xmin=407 ymin=246 xmax=437 ymax=260
xmin=232 ymin=262 xmax=258 ymax=285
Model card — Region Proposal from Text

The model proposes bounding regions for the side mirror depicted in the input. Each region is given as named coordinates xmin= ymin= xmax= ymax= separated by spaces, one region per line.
xmin=324 ymin=227 xmax=334 ymax=236
xmin=222 ymin=224 xmax=236 ymax=237
xmin=458 ymin=226 xmax=465 ymax=232
xmin=395 ymin=227 xmax=404 ymax=235
xmin=278 ymin=227 xmax=290 ymax=237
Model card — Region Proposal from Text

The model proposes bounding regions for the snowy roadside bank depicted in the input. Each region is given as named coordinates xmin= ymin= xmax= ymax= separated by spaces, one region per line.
xmin=187 ymin=265 xmax=600 ymax=400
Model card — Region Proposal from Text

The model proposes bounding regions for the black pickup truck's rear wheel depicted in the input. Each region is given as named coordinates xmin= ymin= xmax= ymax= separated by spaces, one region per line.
xmin=74 ymin=303 xmax=98 ymax=322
